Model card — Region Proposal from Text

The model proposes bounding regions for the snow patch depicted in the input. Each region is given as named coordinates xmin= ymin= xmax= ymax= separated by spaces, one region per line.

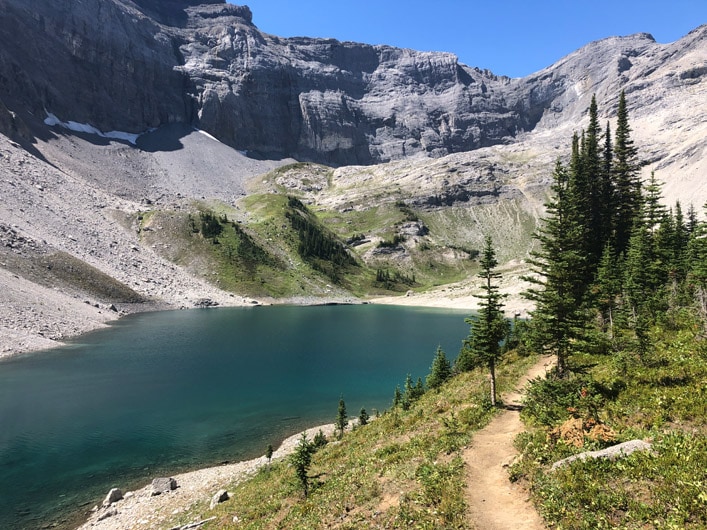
xmin=194 ymin=128 xmax=220 ymax=143
xmin=44 ymin=112 xmax=141 ymax=145
xmin=195 ymin=128 xmax=248 ymax=156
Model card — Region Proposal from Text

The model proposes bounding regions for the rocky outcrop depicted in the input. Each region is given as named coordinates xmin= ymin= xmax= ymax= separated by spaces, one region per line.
xmin=1 ymin=0 xmax=702 ymax=166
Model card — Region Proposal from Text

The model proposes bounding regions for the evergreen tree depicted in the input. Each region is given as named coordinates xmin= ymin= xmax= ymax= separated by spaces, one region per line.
xmin=358 ymin=408 xmax=369 ymax=426
xmin=671 ymin=201 xmax=690 ymax=281
xmin=687 ymin=203 xmax=699 ymax=234
xmin=313 ymin=429 xmax=328 ymax=448
xmin=404 ymin=373 xmax=415 ymax=402
xmin=643 ymin=172 xmax=667 ymax=235
xmin=612 ymin=90 xmax=641 ymax=256
xmin=290 ymin=433 xmax=314 ymax=498
xmin=460 ymin=236 xmax=507 ymax=406
xmin=600 ymin=120 xmax=614 ymax=244
xmin=623 ymin=218 xmax=653 ymax=319
xmin=583 ymin=95 xmax=605 ymax=268
xmin=265 ymin=443 xmax=274 ymax=464
xmin=402 ymin=374 xmax=424 ymax=402
xmin=427 ymin=346 xmax=452 ymax=389
xmin=414 ymin=377 xmax=425 ymax=399
xmin=392 ymin=385 xmax=403 ymax=407
xmin=335 ymin=396 xmax=347 ymax=439
xmin=593 ymin=242 xmax=621 ymax=334
xmin=523 ymin=160 xmax=588 ymax=377
xmin=687 ymin=205 xmax=707 ymax=320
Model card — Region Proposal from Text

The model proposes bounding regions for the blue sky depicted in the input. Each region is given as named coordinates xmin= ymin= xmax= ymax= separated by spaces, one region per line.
xmin=230 ymin=0 xmax=706 ymax=78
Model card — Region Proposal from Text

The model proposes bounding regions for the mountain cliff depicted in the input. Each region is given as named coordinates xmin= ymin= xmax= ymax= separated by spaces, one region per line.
xmin=3 ymin=0 xmax=703 ymax=167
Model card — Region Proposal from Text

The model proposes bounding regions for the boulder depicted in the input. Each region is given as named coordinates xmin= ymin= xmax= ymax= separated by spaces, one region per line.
xmin=102 ymin=487 xmax=123 ymax=506
xmin=551 ymin=439 xmax=653 ymax=471
xmin=209 ymin=489 xmax=230 ymax=509
xmin=151 ymin=477 xmax=177 ymax=496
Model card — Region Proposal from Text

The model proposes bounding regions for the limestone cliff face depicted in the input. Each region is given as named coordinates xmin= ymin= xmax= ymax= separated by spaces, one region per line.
xmin=0 ymin=0 xmax=197 ymax=132
xmin=0 ymin=0 xmax=704 ymax=166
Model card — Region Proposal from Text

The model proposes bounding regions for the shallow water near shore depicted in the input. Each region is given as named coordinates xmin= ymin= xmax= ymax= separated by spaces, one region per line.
xmin=0 ymin=304 xmax=469 ymax=529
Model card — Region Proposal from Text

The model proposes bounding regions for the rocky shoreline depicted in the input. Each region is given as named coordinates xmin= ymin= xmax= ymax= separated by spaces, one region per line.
xmin=78 ymin=423 xmax=339 ymax=530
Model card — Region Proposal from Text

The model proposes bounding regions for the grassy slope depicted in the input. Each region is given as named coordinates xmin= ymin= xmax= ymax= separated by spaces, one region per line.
xmin=118 ymin=160 xmax=542 ymax=302
xmin=512 ymin=309 xmax=707 ymax=529
xmin=166 ymin=352 xmax=538 ymax=529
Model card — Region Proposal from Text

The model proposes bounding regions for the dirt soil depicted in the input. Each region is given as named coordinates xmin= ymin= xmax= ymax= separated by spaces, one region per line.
xmin=464 ymin=356 xmax=553 ymax=530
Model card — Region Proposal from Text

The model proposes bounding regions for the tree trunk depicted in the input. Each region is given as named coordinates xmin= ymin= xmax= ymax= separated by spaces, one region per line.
xmin=489 ymin=360 xmax=497 ymax=407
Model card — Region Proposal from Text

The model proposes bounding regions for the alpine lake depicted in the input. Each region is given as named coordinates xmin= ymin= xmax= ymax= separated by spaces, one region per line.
xmin=0 ymin=303 xmax=470 ymax=529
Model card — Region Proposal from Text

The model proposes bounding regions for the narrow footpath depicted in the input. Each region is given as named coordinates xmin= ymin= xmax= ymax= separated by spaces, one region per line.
xmin=464 ymin=356 xmax=553 ymax=530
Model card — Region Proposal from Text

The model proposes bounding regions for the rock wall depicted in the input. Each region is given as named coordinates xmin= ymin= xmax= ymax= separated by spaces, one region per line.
xmin=0 ymin=0 xmax=704 ymax=166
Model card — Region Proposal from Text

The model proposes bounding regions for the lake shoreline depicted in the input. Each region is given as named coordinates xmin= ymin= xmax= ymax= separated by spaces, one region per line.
xmin=0 ymin=294 xmax=366 ymax=362
xmin=77 ymin=423 xmax=341 ymax=530
xmin=0 ymin=289 xmax=532 ymax=362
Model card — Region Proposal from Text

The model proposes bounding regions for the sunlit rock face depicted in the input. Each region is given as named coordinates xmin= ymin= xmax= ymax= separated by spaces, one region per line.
xmin=0 ymin=0 xmax=704 ymax=166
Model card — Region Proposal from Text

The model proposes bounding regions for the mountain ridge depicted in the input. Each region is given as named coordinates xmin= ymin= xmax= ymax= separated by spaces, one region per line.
xmin=1 ymin=0 xmax=703 ymax=166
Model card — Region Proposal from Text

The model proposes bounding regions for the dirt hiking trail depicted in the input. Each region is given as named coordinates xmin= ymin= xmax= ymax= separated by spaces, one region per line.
xmin=464 ymin=356 xmax=554 ymax=529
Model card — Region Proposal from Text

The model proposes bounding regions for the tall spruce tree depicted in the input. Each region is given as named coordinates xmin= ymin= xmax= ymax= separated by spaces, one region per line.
xmin=460 ymin=236 xmax=507 ymax=406
xmin=583 ymin=95 xmax=605 ymax=268
xmin=687 ymin=204 xmax=707 ymax=320
xmin=600 ymin=120 xmax=615 ymax=245
xmin=612 ymin=90 xmax=641 ymax=256
xmin=523 ymin=160 xmax=588 ymax=377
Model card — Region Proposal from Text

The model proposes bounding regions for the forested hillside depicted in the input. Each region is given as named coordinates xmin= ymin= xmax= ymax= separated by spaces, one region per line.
xmin=508 ymin=91 xmax=707 ymax=529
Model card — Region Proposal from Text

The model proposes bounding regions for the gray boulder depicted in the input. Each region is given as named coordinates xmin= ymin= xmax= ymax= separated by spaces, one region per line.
xmin=209 ymin=489 xmax=230 ymax=509
xmin=102 ymin=487 xmax=123 ymax=506
xmin=151 ymin=477 xmax=177 ymax=496
xmin=551 ymin=439 xmax=653 ymax=471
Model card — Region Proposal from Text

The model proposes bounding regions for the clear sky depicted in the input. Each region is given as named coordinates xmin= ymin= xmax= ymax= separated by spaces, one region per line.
xmin=229 ymin=0 xmax=706 ymax=78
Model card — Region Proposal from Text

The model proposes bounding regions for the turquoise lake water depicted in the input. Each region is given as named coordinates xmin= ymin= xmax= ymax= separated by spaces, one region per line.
xmin=0 ymin=304 xmax=470 ymax=529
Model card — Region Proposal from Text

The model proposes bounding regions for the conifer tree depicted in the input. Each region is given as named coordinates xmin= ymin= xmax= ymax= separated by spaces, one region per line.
xmin=623 ymin=218 xmax=653 ymax=319
xmin=414 ymin=377 xmax=425 ymax=399
xmin=290 ymin=433 xmax=314 ymax=498
xmin=265 ymin=443 xmax=274 ymax=464
xmin=593 ymin=242 xmax=621 ymax=334
xmin=460 ymin=236 xmax=507 ymax=406
xmin=392 ymin=385 xmax=403 ymax=407
xmin=583 ymin=95 xmax=605 ymax=267
xmin=600 ymin=120 xmax=614 ymax=244
xmin=687 ymin=205 xmax=707 ymax=320
xmin=523 ymin=160 xmax=588 ymax=377
xmin=335 ymin=396 xmax=347 ymax=439
xmin=612 ymin=90 xmax=641 ymax=256
xmin=427 ymin=346 xmax=452 ymax=389
xmin=404 ymin=373 xmax=415 ymax=402
xmin=643 ymin=172 xmax=667 ymax=235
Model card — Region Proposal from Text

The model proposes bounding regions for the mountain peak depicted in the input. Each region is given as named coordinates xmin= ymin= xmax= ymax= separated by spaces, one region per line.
xmin=126 ymin=0 xmax=252 ymax=27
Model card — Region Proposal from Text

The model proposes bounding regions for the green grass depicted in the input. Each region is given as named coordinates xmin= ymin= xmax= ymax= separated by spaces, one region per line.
xmin=165 ymin=351 xmax=539 ymax=530
xmin=511 ymin=308 xmax=707 ymax=529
